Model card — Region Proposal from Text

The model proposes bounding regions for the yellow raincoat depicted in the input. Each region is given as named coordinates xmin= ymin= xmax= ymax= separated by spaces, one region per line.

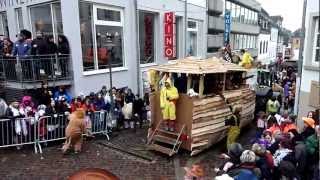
xmin=226 ymin=115 xmax=240 ymax=149
xmin=239 ymin=52 xmax=253 ymax=69
xmin=160 ymin=79 xmax=179 ymax=120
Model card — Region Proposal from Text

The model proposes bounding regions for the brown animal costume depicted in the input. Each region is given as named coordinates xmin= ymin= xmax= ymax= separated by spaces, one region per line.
xmin=62 ymin=109 xmax=86 ymax=153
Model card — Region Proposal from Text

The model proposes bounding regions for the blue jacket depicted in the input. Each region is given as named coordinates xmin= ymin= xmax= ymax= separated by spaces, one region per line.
xmin=12 ymin=40 xmax=31 ymax=57
xmin=54 ymin=91 xmax=71 ymax=104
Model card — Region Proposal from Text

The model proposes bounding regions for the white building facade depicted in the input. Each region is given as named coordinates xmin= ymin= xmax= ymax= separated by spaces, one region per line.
xmin=0 ymin=0 xmax=207 ymax=96
xmin=297 ymin=0 xmax=319 ymax=128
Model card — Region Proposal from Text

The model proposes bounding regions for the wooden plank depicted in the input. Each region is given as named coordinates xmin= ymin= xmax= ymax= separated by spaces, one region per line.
xmin=193 ymin=105 xmax=230 ymax=117
xmin=191 ymin=122 xmax=225 ymax=135
xmin=193 ymin=112 xmax=232 ymax=123
xmin=192 ymin=126 xmax=228 ymax=137
xmin=193 ymin=108 xmax=231 ymax=119
xmin=191 ymin=140 xmax=209 ymax=149
xmin=192 ymin=117 xmax=226 ymax=129
xmin=193 ymin=96 xmax=223 ymax=106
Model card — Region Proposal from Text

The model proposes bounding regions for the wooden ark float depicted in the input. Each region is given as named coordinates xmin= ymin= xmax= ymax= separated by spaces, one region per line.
xmin=147 ymin=58 xmax=256 ymax=156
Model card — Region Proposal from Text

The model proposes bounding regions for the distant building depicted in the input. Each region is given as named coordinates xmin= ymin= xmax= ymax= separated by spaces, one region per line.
xmin=207 ymin=0 xmax=261 ymax=58
xmin=257 ymin=8 xmax=279 ymax=65
xmin=297 ymin=0 xmax=319 ymax=128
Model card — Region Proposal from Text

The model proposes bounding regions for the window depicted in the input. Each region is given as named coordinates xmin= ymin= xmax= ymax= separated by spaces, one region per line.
xmin=231 ymin=3 xmax=236 ymax=21
xmin=79 ymin=2 xmax=124 ymax=72
xmin=240 ymin=7 xmax=245 ymax=23
xmin=139 ymin=11 xmax=156 ymax=64
xmin=226 ymin=1 xmax=231 ymax=11
xmin=30 ymin=3 xmax=63 ymax=40
xmin=15 ymin=8 xmax=24 ymax=31
xmin=265 ymin=41 xmax=268 ymax=53
xmin=187 ymin=20 xmax=198 ymax=56
xmin=235 ymin=34 xmax=239 ymax=49
xmin=260 ymin=41 xmax=262 ymax=54
xmin=312 ymin=17 xmax=319 ymax=63
xmin=0 ymin=12 xmax=9 ymax=37
xmin=244 ymin=8 xmax=248 ymax=24
xmin=235 ymin=5 xmax=241 ymax=22
xmin=239 ymin=34 xmax=243 ymax=49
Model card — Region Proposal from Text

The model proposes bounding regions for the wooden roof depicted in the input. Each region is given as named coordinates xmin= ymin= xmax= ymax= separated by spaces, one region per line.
xmin=149 ymin=57 xmax=246 ymax=74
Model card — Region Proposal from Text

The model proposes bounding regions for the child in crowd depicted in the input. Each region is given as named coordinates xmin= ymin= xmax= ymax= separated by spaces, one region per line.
xmin=256 ymin=111 xmax=267 ymax=139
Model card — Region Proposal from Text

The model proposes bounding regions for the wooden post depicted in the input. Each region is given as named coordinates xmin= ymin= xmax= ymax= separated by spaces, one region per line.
xmin=222 ymin=73 xmax=226 ymax=93
xmin=199 ymin=75 xmax=204 ymax=98
xmin=187 ymin=74 xmax=192 ymax=90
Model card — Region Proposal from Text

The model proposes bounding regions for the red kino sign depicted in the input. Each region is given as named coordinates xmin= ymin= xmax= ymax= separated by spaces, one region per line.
xmin=164 ymin=12 xmax=175 ymax=58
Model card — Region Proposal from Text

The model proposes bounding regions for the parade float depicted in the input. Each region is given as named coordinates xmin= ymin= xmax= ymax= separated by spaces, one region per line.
xmin=147 ymin=57 xmax=256 ymax=156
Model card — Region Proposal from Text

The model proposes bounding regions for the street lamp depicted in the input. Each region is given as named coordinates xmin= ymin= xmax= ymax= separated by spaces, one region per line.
xmin=103 ymin=32 xmax=116 ymax=111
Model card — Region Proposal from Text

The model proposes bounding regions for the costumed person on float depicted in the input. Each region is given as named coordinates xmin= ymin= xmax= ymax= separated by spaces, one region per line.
xmin=239 ymin=49 xmax=253 ymax=69
xmin=160 ymin=77 xmax=179 ymax=132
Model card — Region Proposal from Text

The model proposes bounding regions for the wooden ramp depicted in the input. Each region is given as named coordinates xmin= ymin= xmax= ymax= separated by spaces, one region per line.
xmin=148 ymin=121 xmax=185 ymax=157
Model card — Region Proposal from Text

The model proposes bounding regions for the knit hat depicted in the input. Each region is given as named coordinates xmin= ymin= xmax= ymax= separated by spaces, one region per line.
xmin=240 ymin=150 xmax=256 ymax=163
xmin=228 ymin=143 xmax=244 ymax=159
xmin=303 ymin=117 xmax=315 ymax=128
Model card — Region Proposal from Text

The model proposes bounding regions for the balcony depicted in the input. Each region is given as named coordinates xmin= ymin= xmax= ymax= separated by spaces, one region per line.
xmin=0 ymin=55 xmax=73 ymax=89
xmin=208 ymin=0 xmax=223 ymax=15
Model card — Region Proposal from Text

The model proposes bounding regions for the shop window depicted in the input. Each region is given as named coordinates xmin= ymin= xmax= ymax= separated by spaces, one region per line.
xmin=139 ymin=11 xmax=155 ymax=64
xmin=0 ymin=12 xmax=9 ymax=37
xmin=79 ymin=2 xmax=124 ymax=72
xmin=187 ymin=20 xmax=198 ymax=56
xmin=15 ymin=8 xmax=24 ymax=31
xmin=30 ymin=3 xmax=63 ymax=41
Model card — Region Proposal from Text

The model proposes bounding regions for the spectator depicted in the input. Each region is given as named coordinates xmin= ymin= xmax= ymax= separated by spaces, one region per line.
xmin=0 ymin=98 xmax=8 ymax=118
xmin=55 ymin=97 xmax=70 ymax=114
xmin=47 ymin=35 xmax=57 ymax=54
xmin=301 ymin=117 xmax=315 ymax=140
xmin=94 ymin=93 xmax=106 ymax=111
xmin=266 ymin=96 xmax=280 ymax=115
xmin=228 ymin=150 xmax=260 ymax=180
xmin=256 ymin=111 xmax=267 ymax=139
xmin=57 ymin=35 xmax=70 ymax=55
xmin=216 ymin=143 xmax=244 ymax=175
xmin=54 ymin=86 xmax=71 ymax=104
xmin=71 ymin=96 xmax=83 ymax=112
xmin=273 ymin=139 xmax=293 ymax=167
xmin=283 ymin=81 xmax=291 ymax=99
xmin=133 ymin=94 xmax=144 ymax=128
xmin=251 ymin=143 xmax=273 ymax=180
xmin=281 ymin=115 xmax=297 ymax=133
xmin=3 ymin=38 xmax=13 ymax=57
xmin=31 ymin=31 xmax=48 ymax=55
xmin=12 ymin=30 xmax=31 ymax=57
xmin=288 ymin=129 xmax=307 ymax=179
xmin=38 ymin=81 xmax=53 ymax=106
xmin=257 ymin=131 xmax=273 ymax=149
xmin=19 ymin=96 xmax=36 ymax=118
xmin=124 ymin=88 xmax=135 ymax=104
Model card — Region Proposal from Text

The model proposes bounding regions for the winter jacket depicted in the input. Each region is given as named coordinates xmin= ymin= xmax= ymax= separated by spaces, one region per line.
xmin=302 ymin=127 xmax=316 ymax=140
xmin=31 ymin=38 xmax=49 ymax=55
xmin=273 ymin=148 xmax=293 ymax=167
xmin=54 ymin=91 xmax=71 ymax=104
xmin=282 ymin=123 xmax=297 ymax=133
xmin=305 ymin=134 xmax=318 ymax=155
xmin=228 ymin=163 xmax=260 ymax=180
xmin=266 ymin=100 xmax=280 ymax=114
xmin=47 ymin=42 xmax=57 ymax=54
xmin=12 ymin=40 xmax=31 ymax=57
xmin=294 ymin=141 xmax=307 ymax=175
xmin=255 ymin=155 xmax=273 ymax=180
xmin=0 ymin=98 xmax=8 ymax=118
xmin=94 ymin=98 xmax=106 ymax=111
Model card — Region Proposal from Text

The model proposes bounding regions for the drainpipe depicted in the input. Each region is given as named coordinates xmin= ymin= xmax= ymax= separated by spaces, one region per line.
xmin=184 ymin=0 xmax=187 ymax=57
xmin=134 ymin=0 xmax=141 ymax=95
xmin=294 ymin=0 xmax=307 ymax=116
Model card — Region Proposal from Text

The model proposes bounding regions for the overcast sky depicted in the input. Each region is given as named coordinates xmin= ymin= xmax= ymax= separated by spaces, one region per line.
xmin=257 ymin=0 xmax=303 ymax=31
xmin=189 ymin=0 xmax=303 ymax=32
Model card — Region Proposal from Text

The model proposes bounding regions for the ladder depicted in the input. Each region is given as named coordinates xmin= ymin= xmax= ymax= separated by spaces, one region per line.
xmin=147 ymin=121 xmax=185 ymax=157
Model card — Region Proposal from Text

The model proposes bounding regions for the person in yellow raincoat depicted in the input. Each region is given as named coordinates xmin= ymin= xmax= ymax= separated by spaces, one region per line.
xmin=160 ymin=78 xmax=179 ymax=132
xmin=225 ymin=108 xmax=241 ymax=150
xmin=239 ymin=49 xmax=253 ymax=69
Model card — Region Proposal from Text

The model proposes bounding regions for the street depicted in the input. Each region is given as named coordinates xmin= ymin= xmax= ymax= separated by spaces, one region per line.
xmin=0 ymin=125 xmax=255 ymax=180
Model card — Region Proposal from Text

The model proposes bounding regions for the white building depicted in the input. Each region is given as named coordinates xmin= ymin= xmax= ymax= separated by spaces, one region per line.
xmin=297 ymin=0 xmax=319 ymax=128
xmin=0 ymin=0 xmax=207 ymax=97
